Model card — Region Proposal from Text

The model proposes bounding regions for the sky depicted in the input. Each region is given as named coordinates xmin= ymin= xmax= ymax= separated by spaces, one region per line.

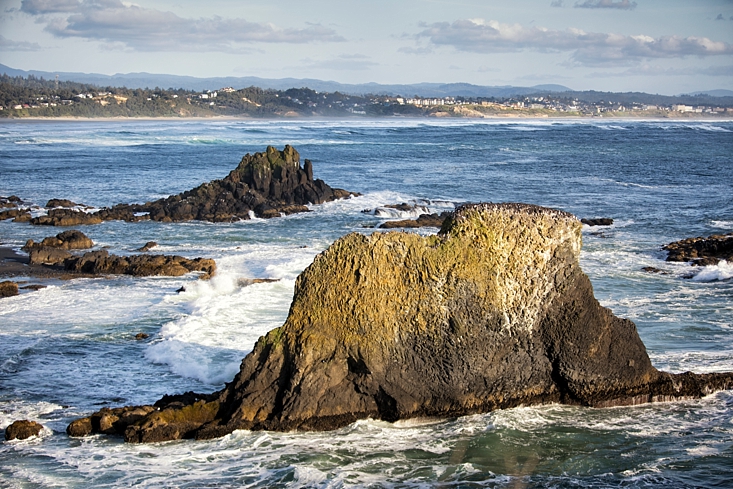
xmin=0 ymin=0 xmax=732 ymax=94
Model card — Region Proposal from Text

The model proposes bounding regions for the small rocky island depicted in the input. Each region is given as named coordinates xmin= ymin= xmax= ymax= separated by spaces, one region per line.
xmin=68 ymin=203 xmax=733 ymax=443
xmin=1 ymin=146 xmax=355 ymax=226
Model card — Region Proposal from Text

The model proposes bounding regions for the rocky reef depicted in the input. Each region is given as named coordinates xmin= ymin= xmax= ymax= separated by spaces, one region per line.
xmin=663 ymin=233 xmax=733 ymax=266
xmin=28 ymin=146 xmax=355 ymax=226
xmin=68 ymin=203 xmax=733 ymax=443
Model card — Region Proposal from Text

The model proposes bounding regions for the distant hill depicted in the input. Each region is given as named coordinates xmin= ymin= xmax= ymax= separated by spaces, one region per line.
xmin=685 ymin=90 xmax=733 ymax=98
xmin=0 ymin=64 xmax=571 ymax=98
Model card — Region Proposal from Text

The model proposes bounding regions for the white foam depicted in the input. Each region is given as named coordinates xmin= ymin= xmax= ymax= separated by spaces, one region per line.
xmin=144 ymin=251 xmax=308 ymax=385
xmin=691 ymin=260 xmax=733 ymax=282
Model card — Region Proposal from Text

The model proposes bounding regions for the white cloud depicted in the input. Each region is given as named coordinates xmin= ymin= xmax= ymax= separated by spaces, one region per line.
xmin=0 ymin=34 xmax=42 ymax=51
xmin=414 ymin=19 xmax=733 ymax=66
xmin=19 ymin=0 xmax=345 ymax=51
xmin=574 ymin=0 xmax=637 ymax=10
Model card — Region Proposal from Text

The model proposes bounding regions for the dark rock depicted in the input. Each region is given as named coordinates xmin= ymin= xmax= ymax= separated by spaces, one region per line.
xmin=63 ymin=251 xmax=216 ymax=279
xmin=663 ymin=233 xmax=733 ymax=265
xmin=68 ymin=203 xmax=733 ymax=443
xmin=176 ymin=286 xmax=186 ymax=293
xmin=135 ymin=146 xmax=354 ymax=222
xmin=46 ymin=199 xmax=82 ymax=208
xmin=135 ymin=333 xmax=150 ymax=340
xmin=0 ymin=281 xmax=19 ymax=298
xmin=13 ymin=212 xmax=32 ymax=223
xmin=137 ymin=241 xmax=158 ymax=252
xmin=4 ymin=420 xmax=43 ymax=440
xmin=30 ymin=208 xmax=103 ymax=227
xmin=30 ymin=146 xmax=356 ymax=226
xmin=23 ymin=230 xmax=94 ymax=252
xmin=581 ymin=218 xmax=614 ymax=226
xmin=642 ymin=267 xmax=668 ymax=274
xmin=378 ymin=212 xmax=451 ymax=229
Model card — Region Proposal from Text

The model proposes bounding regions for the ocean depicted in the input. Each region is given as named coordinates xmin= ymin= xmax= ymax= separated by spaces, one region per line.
xmin=0 ymin=118 xmax=732 ymax=488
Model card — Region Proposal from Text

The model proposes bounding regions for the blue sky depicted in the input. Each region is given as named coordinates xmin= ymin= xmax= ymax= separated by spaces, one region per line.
xmin=0 ymin=0 xmax=732 ymax=94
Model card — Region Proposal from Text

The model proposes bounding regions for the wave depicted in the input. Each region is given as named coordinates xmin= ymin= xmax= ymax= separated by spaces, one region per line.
xmin=691 ymin=260 xmax=733 ymax=282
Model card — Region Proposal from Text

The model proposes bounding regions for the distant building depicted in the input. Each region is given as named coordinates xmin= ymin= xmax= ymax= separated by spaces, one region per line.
xmin=672 ymin=104 xmax=693 ymax=112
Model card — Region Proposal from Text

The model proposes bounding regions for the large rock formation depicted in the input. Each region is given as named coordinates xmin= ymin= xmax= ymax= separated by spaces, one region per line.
xmin=4 ymin=420 xmax=44 ymax=440
xmin=31 ymin=146 xmax=355 ymax=225
xmin=68 ymin=203 xmax=733 ymax=443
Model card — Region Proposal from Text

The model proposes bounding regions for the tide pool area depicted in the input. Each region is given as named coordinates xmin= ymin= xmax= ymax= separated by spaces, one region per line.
xmin=1 ymin=119 xmax=732 ymax=488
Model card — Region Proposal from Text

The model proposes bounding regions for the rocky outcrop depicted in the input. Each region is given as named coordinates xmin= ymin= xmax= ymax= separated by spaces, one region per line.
xmin=46 ymin=199 xmax=84 ymax=209
xmin=4 ymin=420 xmax=43 ymax=440
xmin=68 ymin=203 xmax=733 ymax=443
xmin=663 ymin=233 xmax=733 ymax=266
xmin=64 ymin=251 xmax=216 ymax=279
xmin=30 ymin=146 xmax=355 ymax=226
xmin=137 ymin=241 xmax=158 ymax=252
xmin=23 ymin=230 xmax=94 ymax=252
xmin=136 ymin=145 xmax=353 ymax=222
xmin=0 ymin=281 xmax=19 ymax=298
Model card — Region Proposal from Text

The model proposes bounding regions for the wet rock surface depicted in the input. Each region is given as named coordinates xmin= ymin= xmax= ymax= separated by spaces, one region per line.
xmin=4 ymin=420 xmax=43 ymax=440
xmin=68 ymin=203 xmax=733 ymax=443
xmin=29 ymin=146 xmax=356 ymax=226
xmin=663 ymin=233 xmax=733 ymax=266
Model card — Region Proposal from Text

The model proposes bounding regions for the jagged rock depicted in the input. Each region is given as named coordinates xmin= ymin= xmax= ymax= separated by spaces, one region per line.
xmin=63 ymin=250 xmax=216 ymax=279
xmin=137 ymin=241 xmax=158 ymax=252
xmin=378 ymin=212 xmax=451 ymax=229
xmin=28 ymin=247 xmax=73 ymax=265
xmin=4 ymin=420 xmax=43 ymax=440
xmin=23 ymin=230 xmax=94 ymax=252
xmin=581 ymin=218 xmax=614 ymax=226
xmin=30 ymin=146 xmax=356 ymax=226
xmin=0 ymin=281 xmax=19 ymax=298
xmin=663 ymin=233 xmax=733 ymax=266
xmin=30 ymin=208 xmax=103 ymax=227
xmin=139 ymin=145 xmax=355 ymax=222
xmin=69 ymin=203 xmax=733 ymax=443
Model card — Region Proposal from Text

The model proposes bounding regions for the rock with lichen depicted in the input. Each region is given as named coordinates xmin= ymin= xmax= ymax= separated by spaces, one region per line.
xmin=68 ymin=203 xmax=733 ymax=443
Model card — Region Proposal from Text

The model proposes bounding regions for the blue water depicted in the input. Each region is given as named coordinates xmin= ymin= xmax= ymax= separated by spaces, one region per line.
xmin=1 ymin=118 xmax=732 ymax=488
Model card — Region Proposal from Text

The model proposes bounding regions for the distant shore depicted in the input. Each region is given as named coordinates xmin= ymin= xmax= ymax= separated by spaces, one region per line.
xmin=2 ymin=114 xmax=732 ymax=123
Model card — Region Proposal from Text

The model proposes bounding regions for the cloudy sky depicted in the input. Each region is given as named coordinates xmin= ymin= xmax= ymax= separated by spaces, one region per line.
xmin=1 ymin=0 xmax=732 ymax=94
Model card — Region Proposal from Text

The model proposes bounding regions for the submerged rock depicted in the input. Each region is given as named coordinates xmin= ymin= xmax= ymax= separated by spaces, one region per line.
xmin=68 ymin=203 xmax=733 ymax=443
xmin=4 ymin=420 xmax=43 ymax=440
xmin=663 ymin=233 xmax=733 ymax=266
xmin=581 ymin=218 xmax=613 ymax=226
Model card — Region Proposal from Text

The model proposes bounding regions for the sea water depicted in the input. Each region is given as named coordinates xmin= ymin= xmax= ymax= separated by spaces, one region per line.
xmin=0 ymin=119 xmax=732 ymax=488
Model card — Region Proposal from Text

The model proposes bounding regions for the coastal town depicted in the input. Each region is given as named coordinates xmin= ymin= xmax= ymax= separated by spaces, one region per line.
xmin=1 ymin=74 xmax=732 ymax=119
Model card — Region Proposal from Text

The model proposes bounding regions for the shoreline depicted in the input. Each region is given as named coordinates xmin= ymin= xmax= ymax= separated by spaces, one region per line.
xmin=2 ymin=115 xmax=733 ymax=123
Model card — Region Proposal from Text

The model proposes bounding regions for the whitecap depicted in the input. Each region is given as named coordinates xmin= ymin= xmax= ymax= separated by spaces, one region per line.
xmin=691 ymin=260 xmax=733 ymax=282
